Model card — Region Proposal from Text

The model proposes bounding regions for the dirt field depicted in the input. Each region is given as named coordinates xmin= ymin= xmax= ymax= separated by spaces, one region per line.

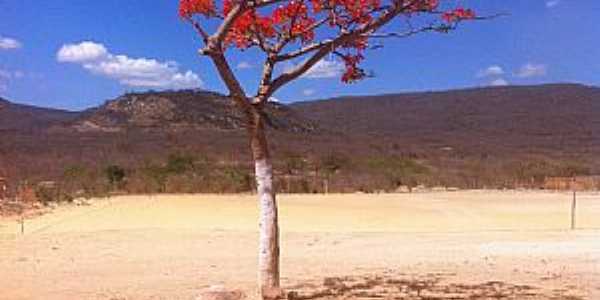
xmin=1 ymin=191 xmax=599 ymax=300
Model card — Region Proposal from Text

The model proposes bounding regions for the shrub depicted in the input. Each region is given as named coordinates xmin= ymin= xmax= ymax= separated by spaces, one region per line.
xmin=367 ymin=156 xmax=430 ymax=189
xmin=105 ymin=165 xmax=126 ymax=189
xmin=166 ymin=153 xmax=196 ymax=175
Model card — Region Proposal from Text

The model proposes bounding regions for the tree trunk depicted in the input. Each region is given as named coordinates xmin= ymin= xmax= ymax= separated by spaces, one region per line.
xmin=247 ymin=108 xmax=281 ymax=299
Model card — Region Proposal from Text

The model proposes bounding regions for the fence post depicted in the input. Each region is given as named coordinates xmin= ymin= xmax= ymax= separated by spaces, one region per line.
xmin=571 ymin=177 xmax=577 ymax=230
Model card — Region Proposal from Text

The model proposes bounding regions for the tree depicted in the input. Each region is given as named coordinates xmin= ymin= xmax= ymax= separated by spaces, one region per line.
xmin=105 ymin=165 xmax=126 ymax=190
xmin=319 ymin=152 xmax=349 ymax=193
xmin=178 ymin=0 xmax=482 ymax=298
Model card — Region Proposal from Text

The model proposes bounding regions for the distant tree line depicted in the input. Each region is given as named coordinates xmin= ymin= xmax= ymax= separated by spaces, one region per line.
xmin=0 ymin=151 xmax=596 ymax=204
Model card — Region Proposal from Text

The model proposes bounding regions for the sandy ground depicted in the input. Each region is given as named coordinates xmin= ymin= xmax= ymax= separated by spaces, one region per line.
xmin=1 ymin=191 xmax=599 ymax=300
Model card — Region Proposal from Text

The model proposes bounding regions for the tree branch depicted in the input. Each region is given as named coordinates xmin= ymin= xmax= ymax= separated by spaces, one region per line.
xmin=255 ymin=58 xmax=276 ymax=103
xmin=253 ymin=0 xmax=287 ymax=9
xmin=267 ymin=1 xmax=409 ymax=96
xmin=365 ymin=25 xmax=445 ymax=38
xmin=208 ymin=53 xmax=251 ymax=110
xmin=201 ymin=3 xmax=247 ymax=54
xmin=264 ymin=5 xmax=504 ymax=97
xmin=273 ymin=38 xmax=332 ymax=62
xmin=189 ymin=18 xmax=210 ymax=43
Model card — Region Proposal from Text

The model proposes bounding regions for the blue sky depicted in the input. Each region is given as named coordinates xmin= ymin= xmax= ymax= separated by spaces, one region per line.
xmin=0 ymin=0 xmax=598 ymax=110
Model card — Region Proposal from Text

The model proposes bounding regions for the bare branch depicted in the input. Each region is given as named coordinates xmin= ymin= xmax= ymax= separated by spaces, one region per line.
xmin=365 ymin=25 xmax=443 ymax=39
xmin=208 ymin=53 xmax=251 ymax=110
xmin=189 ymin=18 xmax=210 ymax=43
xmin=273 ymin=39 xmax=332 ymax=62
xmin=473 ymin=13 xmax=510 ymax=21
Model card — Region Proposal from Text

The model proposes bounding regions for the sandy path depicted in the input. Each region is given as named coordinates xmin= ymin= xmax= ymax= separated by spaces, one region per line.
xmin=1 ymin=191 xmax=599 ymax=299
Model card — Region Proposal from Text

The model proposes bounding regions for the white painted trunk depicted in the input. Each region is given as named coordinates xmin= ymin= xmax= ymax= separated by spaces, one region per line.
xmin=255 ymin=158 xmax=280 ymax=299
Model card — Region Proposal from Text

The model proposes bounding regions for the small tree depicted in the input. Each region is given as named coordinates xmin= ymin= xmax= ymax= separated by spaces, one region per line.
xmin=319 ymin=152 xmax=349 ymax=193
xmin=104 ymin=165 xmax=126 ymax=190
xmin=178 ymin=0 xmax=484 ymax=298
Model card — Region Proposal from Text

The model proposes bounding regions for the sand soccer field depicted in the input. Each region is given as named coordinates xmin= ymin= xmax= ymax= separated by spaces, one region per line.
xmin=1 ymin=191 xmax=599 ymax=300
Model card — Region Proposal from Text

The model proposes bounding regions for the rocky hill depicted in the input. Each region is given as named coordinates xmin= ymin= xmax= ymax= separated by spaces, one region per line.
xmin=69 ymin=90 xmax=316 ymax=133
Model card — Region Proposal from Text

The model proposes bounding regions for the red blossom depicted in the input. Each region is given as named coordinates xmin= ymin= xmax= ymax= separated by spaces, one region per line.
xmin=442 ymin=7 xmax=476 ymax=23
xmin=179 ymin=0 xmax=215 ymax=18
xmin=408 ymin=0 xmax=440 ymax=12
xmin=341 ymin=53 xmax=366 ymax=83
xmin=179 ymin=0 xmax=476 ymax=83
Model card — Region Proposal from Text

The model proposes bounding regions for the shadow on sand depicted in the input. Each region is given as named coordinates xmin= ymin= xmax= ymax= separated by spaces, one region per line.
xmin=285 ymin=273 xmax=583 ymax=300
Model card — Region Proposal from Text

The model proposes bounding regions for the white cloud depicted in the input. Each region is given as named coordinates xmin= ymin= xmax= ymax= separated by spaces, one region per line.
xmin=489 ymin=78 xmax=509 ymax=86
xmin=477 ymin=65 xmax=504 ymax=78
xmin=57 ymin=41 xmax=203 ymax=89
xmin=304 ymin=59 xmax=345 ymax=78
xmin=268 ymin=96 xmax=280 ymax=103
xmin=236 ymin=61 xmax=253 ymax=70
xmin=285 ymin=58 xmax=345 ymax=79
xmin=0 ymin=36 xmax=22 ymax=50
xmin=546 ymin=0 xmax=560 ymax=8
xmin=516 ymin=63 xmax=547 ymax=78
xmin=302 ymin=88 xmax=316 ymax=96
xmin=57 ymin=41 xmax=108 ymax=62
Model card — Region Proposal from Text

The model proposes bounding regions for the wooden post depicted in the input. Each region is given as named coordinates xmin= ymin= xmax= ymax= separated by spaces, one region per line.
xmin=571 ymin=189 xmax=576 ymax=230
xmin=571 ymin=177 xmax=577 ymax=230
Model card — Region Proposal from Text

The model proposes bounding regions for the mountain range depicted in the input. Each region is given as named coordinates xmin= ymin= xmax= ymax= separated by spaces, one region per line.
xmin=0 ymin=83 xmax=598 ymax=190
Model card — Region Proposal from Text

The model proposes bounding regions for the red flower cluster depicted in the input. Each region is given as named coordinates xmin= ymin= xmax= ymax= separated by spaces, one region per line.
xmin=341 ymin=53 xmax=366 ymax=83
xmin=407 ymin=0 xmax=439 ymax=12
xmin=272 ymin=1 xmax=316 ymax=43
xmin=273 ymin=1 xmax=309 ymax=23
xmin=179 ymin=0 xmax=214 ymax=19
xmin=179 ymin=0 xmax=475 ymax=83
xmin=324 ymin=0 xmax=382 ymax=29
xmin=442 ymin=7 xmax=476 ymax=23
xmin=226 ymin=12 xmax=277 ymax=48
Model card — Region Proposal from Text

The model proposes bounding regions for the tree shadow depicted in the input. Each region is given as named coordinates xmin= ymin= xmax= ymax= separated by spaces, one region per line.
xmin=285 ymin=273 xmax=583 ymax=300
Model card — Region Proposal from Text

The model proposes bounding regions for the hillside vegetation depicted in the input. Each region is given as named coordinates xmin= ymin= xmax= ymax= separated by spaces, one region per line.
xmin=0 ymin=84 xmax=598 ymax=200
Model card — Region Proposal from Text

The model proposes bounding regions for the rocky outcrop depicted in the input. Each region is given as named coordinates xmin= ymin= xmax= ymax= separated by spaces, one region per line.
xmin=71 ymin=90 xmax=316 ymax=133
